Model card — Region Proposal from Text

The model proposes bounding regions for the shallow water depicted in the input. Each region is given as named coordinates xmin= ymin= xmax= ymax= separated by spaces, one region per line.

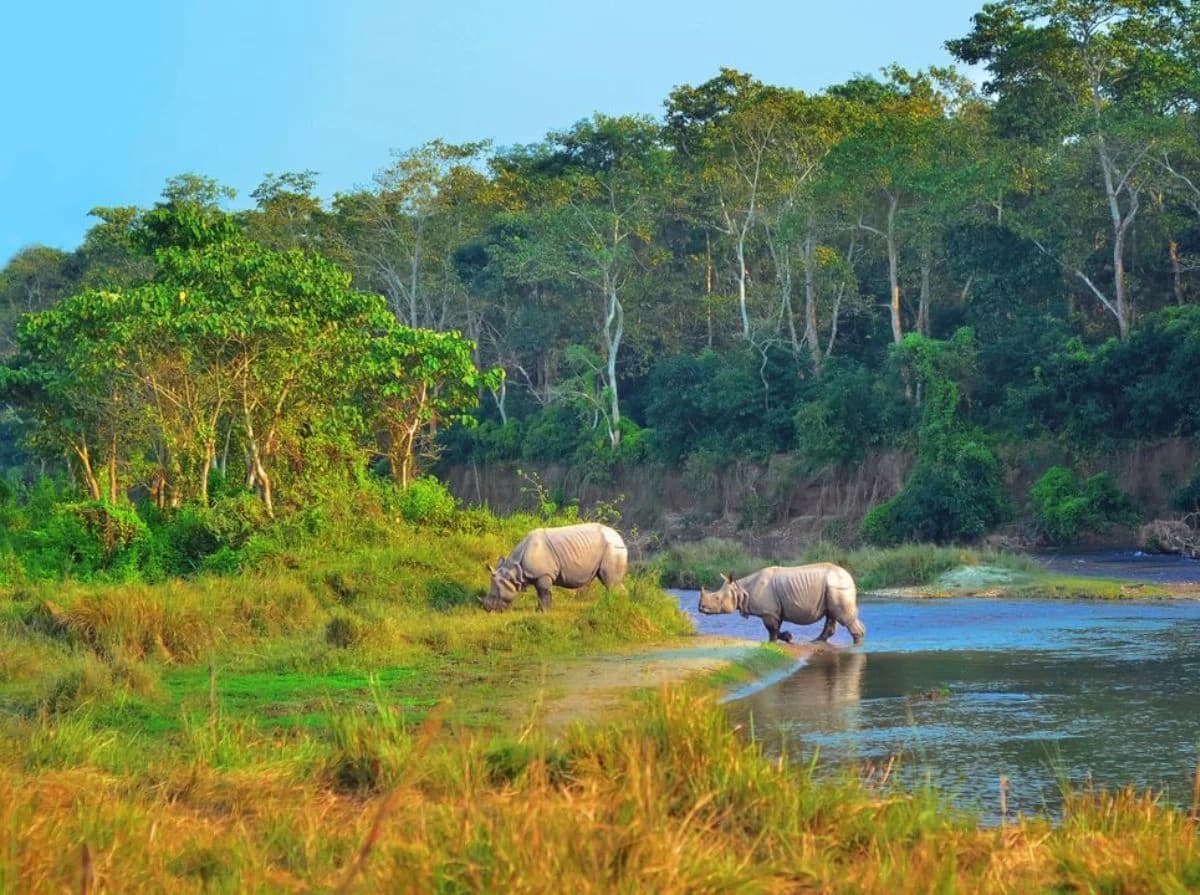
xmin=1033 ymin=549 xmax=1200 ymax=583
xmin=673 ymin=587 xmax=1200 ymax=819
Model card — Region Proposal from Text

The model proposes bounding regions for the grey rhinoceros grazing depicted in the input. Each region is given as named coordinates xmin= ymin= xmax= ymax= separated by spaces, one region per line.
xmin=698 ymin=563 xmax=865 ymax=644
xmin=482 ymin=522 xmax=628 ymax=612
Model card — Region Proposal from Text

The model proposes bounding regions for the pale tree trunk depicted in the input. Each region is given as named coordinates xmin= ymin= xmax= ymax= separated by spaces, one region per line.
xmin=825 ymin=221 xmax=861 ymax=361
xmin=732 ymin=213 xmax=751 ymax=339
xmin=802 ymin=222 xmax=822 ymax=374
xmin=761 ymin=219 xmax=801 ymax=362
xmin=603 ymin=275 xmax=624 ymax=448
xmin=1099 ymin=141 xmax=1137 ymax=340
xmin=1170 ymin=239 xmax=1185 ymax=306
xmin=242 ymin=398 xmax=274 ymax=518
xmin=107 ymin=436 xmax=118 ymax=505
xmin=885 ymin=194 xmax=902 ymax=344
xmin=718 ymin=142 xmax=765 ymax=341
xmin=860 ymin=198 xmax=903 ymax=344
xmin=72 ymin=441 xmax=102 ymax=501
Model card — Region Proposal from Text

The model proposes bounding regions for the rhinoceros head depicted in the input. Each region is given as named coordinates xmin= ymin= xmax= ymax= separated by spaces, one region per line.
xmin=697 ymin=573 xmax=743 ymax=615
xmin=482 ymin=557 xmax=525 ymax=612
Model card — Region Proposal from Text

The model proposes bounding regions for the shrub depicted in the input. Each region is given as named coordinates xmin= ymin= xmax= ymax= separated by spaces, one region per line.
xmin=397 ymin=477 xmax=459 ymax=526
xmin=1030 ymin=466 xmax=1137 ymax=544
xmin=862 ymin=332 xmax=1007 ymax=546
xmin=863 ymin=439 xmax=1007 ymax=546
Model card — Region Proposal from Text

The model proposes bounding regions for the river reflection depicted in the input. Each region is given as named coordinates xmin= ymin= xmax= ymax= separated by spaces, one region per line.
xmin=675 ymin=591 xmax=1200 ymax=819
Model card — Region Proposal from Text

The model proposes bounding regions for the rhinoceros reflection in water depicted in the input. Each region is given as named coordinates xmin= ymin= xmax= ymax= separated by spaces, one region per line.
xmin=482 ymin=522 xmax=628 ymax=612
xmin=735 ymin=649 xmax=867 ymax=733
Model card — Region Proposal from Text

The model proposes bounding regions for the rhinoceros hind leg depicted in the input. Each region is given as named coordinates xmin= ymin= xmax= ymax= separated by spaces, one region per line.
xmin=845 ymin=617 xmax=866 ymax=645
xmin=533 ymin=576 xmax=554 ymax=612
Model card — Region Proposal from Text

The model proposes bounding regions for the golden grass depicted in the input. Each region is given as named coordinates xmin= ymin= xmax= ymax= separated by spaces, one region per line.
xmin=2 ymin=690 xmax=1198 ymax=894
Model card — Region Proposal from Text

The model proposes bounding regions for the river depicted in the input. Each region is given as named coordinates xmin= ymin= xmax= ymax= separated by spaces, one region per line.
xmin=672 ymin=552 xmax=1200 ymax=820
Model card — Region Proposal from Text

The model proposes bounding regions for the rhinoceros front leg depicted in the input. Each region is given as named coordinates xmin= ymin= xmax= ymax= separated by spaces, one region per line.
xmin=532 ymin=575 xmax=554 ymax=612
xmin=814 ymin=617 xmax=836 ymax=643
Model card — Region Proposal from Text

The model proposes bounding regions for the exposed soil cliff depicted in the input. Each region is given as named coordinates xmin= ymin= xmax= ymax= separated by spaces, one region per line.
xmin=444 ymin=437 xmax=1198 ymax=554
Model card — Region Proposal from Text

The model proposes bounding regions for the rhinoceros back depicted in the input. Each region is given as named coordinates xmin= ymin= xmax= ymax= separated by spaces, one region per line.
xmin=520 ymin=522 xmax=626 ymax=589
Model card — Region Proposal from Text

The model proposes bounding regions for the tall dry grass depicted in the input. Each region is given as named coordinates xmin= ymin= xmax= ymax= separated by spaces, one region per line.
xmin=2 ymin=689 xmax=1198 ymax=893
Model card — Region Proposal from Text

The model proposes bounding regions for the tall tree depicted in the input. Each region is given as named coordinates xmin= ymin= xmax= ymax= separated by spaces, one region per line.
xmin=950 ymin=0 xmax=1200 ymax=338
xmin=334 ymin=140 xmax=492 ymax=331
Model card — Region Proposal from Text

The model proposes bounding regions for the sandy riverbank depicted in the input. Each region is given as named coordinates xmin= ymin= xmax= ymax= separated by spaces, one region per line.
xmin=516 ymin=634 xmax=844 ymax=733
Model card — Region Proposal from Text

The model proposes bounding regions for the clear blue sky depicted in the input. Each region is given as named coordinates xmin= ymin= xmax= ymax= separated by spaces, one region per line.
xmin=1 ymin=0 xmax=985 ymax=265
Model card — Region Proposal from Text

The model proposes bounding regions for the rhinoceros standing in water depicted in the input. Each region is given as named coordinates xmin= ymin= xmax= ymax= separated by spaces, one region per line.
xmin=482 ymin=522 xmax=628 ymax=612
xmin=698 ymin=563 xmax=865 ymax=644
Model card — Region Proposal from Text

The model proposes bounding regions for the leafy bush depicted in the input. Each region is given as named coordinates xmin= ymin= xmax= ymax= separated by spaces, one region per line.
xmin=646 ymin=347 xmax=803 ymax=465
xmin=862 ymin=439 xmax=1008 ymax=545
xmin=1029 ymin=466 xmax=1136 ymax=544
xmin=397 ymin=476 xmax=459 ymax=526
xmin=862 ymin=332 xmax=1007 ymax=545
xmin=794 ymin=358 xmax=911 ymax=469
xmin=521 ymin=404 xmax=588 ymax=463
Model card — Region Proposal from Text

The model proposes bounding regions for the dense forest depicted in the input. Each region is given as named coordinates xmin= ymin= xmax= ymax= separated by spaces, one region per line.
xmin=4 ymin=0 xmax=1200 ymax=570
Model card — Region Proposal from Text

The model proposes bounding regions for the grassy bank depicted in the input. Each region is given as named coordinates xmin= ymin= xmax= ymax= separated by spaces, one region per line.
xmin=649 ymin=539 xmax=1040 ymax=590
xmin=3 ymin=688 xmax=1198 ymax=892
xmin=0 ymin=508 xmax=693 ymax=757
xmin=649 ymin=538 xmax=1185 ymax=599
xmin=4 ymin=512 xmax=1199 ymax=891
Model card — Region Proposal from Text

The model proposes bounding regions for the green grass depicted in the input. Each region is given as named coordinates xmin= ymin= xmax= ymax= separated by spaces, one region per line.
xmin=1009 ymin=573 xmax=1171 ymax=600
xmin=646 ymin=539 xmax=1182 ymax=601
xmin=648 ymin=538 xmax=1042 ymax=591
xmin=3 ymin=509 xmax=1198 ymax=891
xmin=0 ymin=513 xmax=694 ymax=779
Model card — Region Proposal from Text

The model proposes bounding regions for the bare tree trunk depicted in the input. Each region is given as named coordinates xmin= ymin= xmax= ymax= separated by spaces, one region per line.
xmin=243 ymin=403 xmax=274 ymax=518
xmin=802 ymin=223 xmax=822 ymax=375
xmin=762 ymin=219 xmax=801 ymax=362
xmin=826 ymin=221 xmax=861 ymax=361
xmin=917 ymin=246 xmax=932 ymax=336
xmin=886 ymin=194 xmax=902 ymax=344
xmin=107 ymin=437 xmax=118 ymax=505
xmin=72 ymin=442 xmax=102 ymax=501
xmin=1170 ymin=239 xmax=1185 ymax=306
xmin=603 ymin=278 xmax=624 ymax=448
xmin=735 ymin=230 xmax=750 ymax=339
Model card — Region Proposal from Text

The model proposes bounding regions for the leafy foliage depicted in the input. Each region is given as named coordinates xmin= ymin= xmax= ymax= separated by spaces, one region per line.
xmin=862 ymin=331 xmax=1008 ymax=545
xmin=1030 ymin=466 xmax=1137 ymax=545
